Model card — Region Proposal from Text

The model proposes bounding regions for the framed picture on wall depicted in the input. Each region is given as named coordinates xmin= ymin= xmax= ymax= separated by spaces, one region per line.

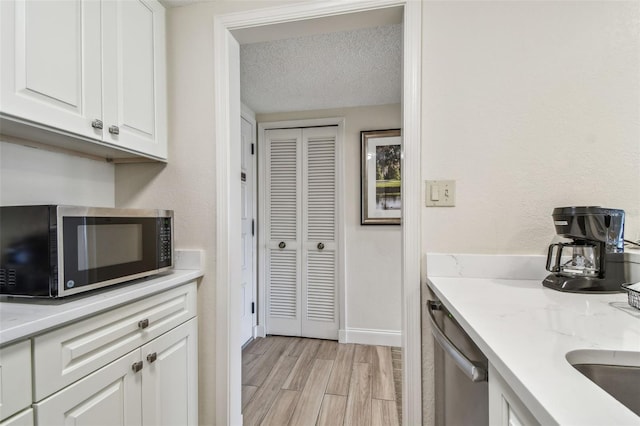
xmin=361 ymin=129 xmax=402 ymax=225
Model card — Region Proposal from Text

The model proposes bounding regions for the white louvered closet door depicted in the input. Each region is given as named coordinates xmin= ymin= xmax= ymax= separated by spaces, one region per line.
xmin=265 ymin=128 xmax=303 ymax=336
xmin=301 ymin=126 xmax=339 ymax=339
xmin=265 ymin=126 xmax=339 ymax=339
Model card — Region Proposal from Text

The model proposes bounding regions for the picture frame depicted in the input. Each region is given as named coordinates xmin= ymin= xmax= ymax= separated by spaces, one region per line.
xmin=361 ymin=129 xmax=402 ymax=225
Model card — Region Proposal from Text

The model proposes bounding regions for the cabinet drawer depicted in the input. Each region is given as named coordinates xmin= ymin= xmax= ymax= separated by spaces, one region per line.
xmin=33 ymin=282 xmax=196 ymax=400
xmin=0 ymin=341 xmax=32 ymax=421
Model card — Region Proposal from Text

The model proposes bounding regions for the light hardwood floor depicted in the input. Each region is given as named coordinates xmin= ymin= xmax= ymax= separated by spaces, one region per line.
xmin=242 ymin=336 xmax=401 ymax=426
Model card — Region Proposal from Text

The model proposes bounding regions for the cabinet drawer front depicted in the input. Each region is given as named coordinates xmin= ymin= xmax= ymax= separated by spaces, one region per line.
xmin=0 ymin=341 xmax=32 ymax=421
xmin=33 ymin=282 xmax=196 ymax=400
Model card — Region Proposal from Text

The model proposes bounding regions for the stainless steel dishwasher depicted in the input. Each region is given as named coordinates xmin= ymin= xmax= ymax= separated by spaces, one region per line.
xmin=427 ymin=298 xmax=489 ymax=426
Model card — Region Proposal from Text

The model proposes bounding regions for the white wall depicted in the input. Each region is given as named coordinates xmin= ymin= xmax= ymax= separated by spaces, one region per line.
xmin=257 ymin=104 xmax=402 ymax=339
xmin=112 ymin=1 xmax=640 ymax=425
xmin=421 ymin=1 xmax=640 ymax=256
xmin=0 ymin=141 xmax=114 ymax=207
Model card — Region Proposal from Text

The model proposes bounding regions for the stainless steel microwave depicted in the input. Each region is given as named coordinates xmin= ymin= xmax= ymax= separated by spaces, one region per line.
xmin=0 ymin=205 xmax=173 ymax=298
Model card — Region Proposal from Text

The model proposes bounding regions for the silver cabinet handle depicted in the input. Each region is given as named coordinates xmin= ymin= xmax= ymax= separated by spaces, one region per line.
xmin=109 ymin=125 xmax=120 ymax=135
xmin=317 ymin=242 xmax=325 ymax=250
xmin=132 ymin=361 xmax=143 ymax=373
xmin=138 ymin=319 xmax=149 ymax=329
xmin=278 ymin=242 xmax=286 ymax=249
xmin=147 ymin=352 xmax=157 ymax=363
xmin=427 ymin=300 xmax=487 ymax=382
xmin=91 ymin=119 xmax=103 ymax=129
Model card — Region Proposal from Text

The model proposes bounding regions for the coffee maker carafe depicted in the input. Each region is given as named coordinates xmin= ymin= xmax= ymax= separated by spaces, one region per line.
xmin=543 ymin=206 xmax=626 ymax=293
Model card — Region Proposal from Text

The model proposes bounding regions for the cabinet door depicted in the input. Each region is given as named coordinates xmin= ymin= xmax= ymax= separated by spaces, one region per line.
xmin=0 ymin=0 xmax=102 ymax=139
xmin=0 ymin=341 xmax=31 ymax=421
xmin=34 ymin=350 xmax=142 ymax=426
xmin=0 ymin=409 xmax=33 ymax=426
xmin=141 ymin=318 xmax=198 ymax=426
xmin=102 ymin=0 xmax=167 ymax=159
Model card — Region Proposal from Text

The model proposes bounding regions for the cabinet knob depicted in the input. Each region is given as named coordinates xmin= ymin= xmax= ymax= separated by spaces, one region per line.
xmin=147 ymin=352 xmax=157 ymax=364
xmin=278 ymin=242 xmax=286 ymax=249
xmin=132 ymin=361 xmax=143 ymax=373
xmin=91 ymin=119 xmax=103 ymax=130
xmin=109 ymin=125 xmax=120 ymax=135
xmin=138 ymin=319 xmax=150 ymax=329
xmin=317 ymin=242 xmax=325 ymax=250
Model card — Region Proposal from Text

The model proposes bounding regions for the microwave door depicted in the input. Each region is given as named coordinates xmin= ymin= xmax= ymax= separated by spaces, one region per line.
xmin=61 ymin=217 xmax=159 ymax=296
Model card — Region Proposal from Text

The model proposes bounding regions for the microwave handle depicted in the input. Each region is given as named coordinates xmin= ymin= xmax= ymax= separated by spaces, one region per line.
xmin=427 ymin=300 xmax=488 ymax=383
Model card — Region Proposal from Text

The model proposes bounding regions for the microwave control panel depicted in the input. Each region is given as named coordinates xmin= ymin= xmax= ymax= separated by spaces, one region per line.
xmin=159 ymin=217 xmax=173 ymax=267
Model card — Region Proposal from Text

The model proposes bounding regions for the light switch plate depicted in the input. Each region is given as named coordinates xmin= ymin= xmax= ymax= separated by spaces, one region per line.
xmin=425 ymin=180 xmax=456 ymax=207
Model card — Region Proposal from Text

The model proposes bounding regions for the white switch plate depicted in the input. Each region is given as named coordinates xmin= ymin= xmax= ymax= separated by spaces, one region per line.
xmin=425 ymin=180 xmax=456 ymax=207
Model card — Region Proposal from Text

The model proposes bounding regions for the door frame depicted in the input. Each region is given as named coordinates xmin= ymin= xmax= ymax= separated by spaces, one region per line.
xmin=213 ymin=1 xmax=422 ymax=425
xmin=256 ymin=118 xmax=346 ymax=340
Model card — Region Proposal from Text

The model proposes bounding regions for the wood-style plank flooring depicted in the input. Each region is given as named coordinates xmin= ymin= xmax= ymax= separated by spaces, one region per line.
xmin=242 ymin=336 xmax=401 ymax=426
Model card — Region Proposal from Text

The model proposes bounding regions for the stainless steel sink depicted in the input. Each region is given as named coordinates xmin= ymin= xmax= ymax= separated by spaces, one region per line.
xmin=567 ymin=350 xmax=640 ymax=417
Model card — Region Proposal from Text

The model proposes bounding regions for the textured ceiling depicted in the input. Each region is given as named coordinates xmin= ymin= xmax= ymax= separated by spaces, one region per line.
xmin=240 ymin=24 xmax=402 ymax=114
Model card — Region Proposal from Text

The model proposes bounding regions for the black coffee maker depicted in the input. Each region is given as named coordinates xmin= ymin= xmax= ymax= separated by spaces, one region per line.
xmin=543 ymin=206 xmax=626 ymax=293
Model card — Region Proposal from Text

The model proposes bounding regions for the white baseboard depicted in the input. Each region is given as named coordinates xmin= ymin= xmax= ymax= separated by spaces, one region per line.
xmin=254 ymin=325 xmax=265 ymax=338
xmin=340 ymin=327 xmax=402 ymax=347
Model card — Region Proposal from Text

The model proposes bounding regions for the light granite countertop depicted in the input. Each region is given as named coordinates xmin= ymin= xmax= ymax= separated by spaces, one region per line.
xmin=427 ymin=274 xmax=640 ymax=426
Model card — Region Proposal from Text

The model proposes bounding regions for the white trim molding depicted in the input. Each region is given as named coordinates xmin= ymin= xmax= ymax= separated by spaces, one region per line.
xmin=340 ymin=328 xmax=402 ymax=347
xmin=213 ymin=2 xmax=422 ymax=425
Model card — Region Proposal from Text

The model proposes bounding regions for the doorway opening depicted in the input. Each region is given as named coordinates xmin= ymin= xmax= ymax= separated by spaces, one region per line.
xmin=213 ymin=2 xmax=422 ymax=424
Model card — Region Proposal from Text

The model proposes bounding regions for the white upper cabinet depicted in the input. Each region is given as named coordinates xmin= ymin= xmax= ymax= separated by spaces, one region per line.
xmin=102 ymin=0 xmax=167 ymax=158
xmin=0 ymin=0 xmax=167 ymax=161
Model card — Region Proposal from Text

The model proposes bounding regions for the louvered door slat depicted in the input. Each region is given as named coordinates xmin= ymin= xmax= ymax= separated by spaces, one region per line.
xmin=306 ymin=251 xmax=336 ymax=322
xmin=306 ymin=136 xmax=336 ymax=242
xmin=268 ymin=134 xmax=298 ymax=241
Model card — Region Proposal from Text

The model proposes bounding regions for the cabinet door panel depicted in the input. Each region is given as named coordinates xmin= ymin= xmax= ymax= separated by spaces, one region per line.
xmin=33 ymin=282 xmax=197 ymax=401
xmin=34 ymin=350 xmax=142 ymax=426
xmin=102 ymin=0 xmax=167 ymax=158
xmin=141 ymin=318 xmax=198 ymax=426
xmin=0 ymin=409 xmax=33 ymax=426
xmin=0 ymin=341 xmax=31 ymax=421
xmin=0 ymin=0 xmax=102 ymax=138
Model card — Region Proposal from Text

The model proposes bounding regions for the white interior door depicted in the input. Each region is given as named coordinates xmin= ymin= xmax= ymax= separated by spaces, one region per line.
xmin=301 ymin=126 xmax=339 ymax=339
xmin=264 ymin=126 xmax=339 ymax=340
xmin=265 ymin=128 xmax=302 ymax=336
xmin=240 ymin=116 xmax=256 ymax=345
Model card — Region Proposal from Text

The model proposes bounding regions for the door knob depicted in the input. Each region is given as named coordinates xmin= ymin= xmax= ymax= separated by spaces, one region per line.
xmin=109 ymin=125 xmax=120 ymax=135
xmin=91 ymin=119 xmax=103 ymax=129
xmin=147 ymin=352 xmax=157 ymax=363
xmin=278 ymin=242 xmax=286 ymax=249
xmin=317 ymin=242 xmax=325 ymax=250
xmin=132 ymin=361 xmax=143 ymax=373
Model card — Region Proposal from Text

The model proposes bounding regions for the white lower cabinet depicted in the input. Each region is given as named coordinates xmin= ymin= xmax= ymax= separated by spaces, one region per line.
xmin=0 ymin=340 xmax=32 ymax=422
xmin=141 ymin=318 xmax=198 ymax=426
xmin=0 ymin=282 xmax=197 ymax=426
xmin=489 ymin=364 xmax=539 ymax=426
xmin=34 ymin=318 xmax=197 ymax=426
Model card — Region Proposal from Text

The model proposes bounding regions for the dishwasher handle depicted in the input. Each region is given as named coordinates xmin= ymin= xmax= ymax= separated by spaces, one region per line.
xmin=427 ymin=300 xmax=488 ymax=383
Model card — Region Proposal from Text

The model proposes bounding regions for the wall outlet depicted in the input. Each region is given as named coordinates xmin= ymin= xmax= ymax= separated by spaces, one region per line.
xmin=425 ymin=180 xmax=456 ymax=207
